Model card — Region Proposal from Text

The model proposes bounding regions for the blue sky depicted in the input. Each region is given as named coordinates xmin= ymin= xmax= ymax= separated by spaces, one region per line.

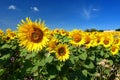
xmin=0 ymin=0 xmax=120 ymax=31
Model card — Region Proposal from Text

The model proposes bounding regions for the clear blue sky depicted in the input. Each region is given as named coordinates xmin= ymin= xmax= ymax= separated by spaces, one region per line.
xmin=0 ymin=0 xmax=120 ymax=31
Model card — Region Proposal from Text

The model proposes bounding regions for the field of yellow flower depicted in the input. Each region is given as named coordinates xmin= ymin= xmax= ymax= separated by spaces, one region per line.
xmin=0 ymin=17 xmax=120 ymax=80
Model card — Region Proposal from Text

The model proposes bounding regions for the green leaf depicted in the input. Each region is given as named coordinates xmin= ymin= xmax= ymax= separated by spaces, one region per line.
xmin=39 ymin=59 xmax=46 ymax=66
xmin=56 ymin=65 xmax=61 ymax=71
xmin=56 ymin=63 xmax=64 ymax=71
xmin=0 ymin=44 xmax=11 ymax=49
xmin=100 ymin=50 xmax=104 ymax=56
xmin=31 ymin=66 xmax=38 ymax=72
xmin=48 ymin=75 xmax=56 ymax=80
xmin=11 ymin=45 xmax=17 ymax=50
xmin=83 ymin=61 xmax=95 ymax=69
xmin=25 ymin=52 xmax=37 ymax=59
xmin=82 ymin=69 xmax=87 ymax=77
xmin=89 ymin=55 xmax=95 ymax=61
xmin=104 ymin=69 xmax=110 ymax=75
xmin=0 ymin=54 xmax=10 ymax=60
xmin=69 ymin=55 xmax=75 ymax=64
xmin=33 ymin=71 xmax=38 ymax=77
xmin=109 ymin=60 xmax=113 ymax=65
xmin=104 ymin=53 xmax=109 ymax=58
xmin=63 ymin=77 xmax=68 ymax=80
xmin=79 ymin=53 xmax=87 ymax=60
xmin=20 ymin=49 xmax=28 ymax=57
xmin=45 ymin=55 xmax=53 ymax=63
xmin=0 ymin=69 xmax=5 ymax=76
xmin=26 ymin=67 xmax=32 ymax=72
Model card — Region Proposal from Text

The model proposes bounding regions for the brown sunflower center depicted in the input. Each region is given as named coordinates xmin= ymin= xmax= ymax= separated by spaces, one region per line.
xmin=29 ymin=27 xmax=43 ymax=43
xmin=73 ymin=34 xmax=81 ymax=42
xmin=104 ymin=39 xmax=109 ymax=45
xmin=97 ymin=38 xmax=100 ymax=43
xmin=115 ymin=39 xmax=119 ymax=44
xmin=58 ymin=47 xmax=66 ymax=56
xmin=85 ymin=36 xmax=91 ymax=44
xmin=111 ymin=46 xmax=116 ymax=52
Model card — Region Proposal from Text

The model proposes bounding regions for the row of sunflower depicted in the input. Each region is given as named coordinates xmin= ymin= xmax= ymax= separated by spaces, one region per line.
xmin=0 ymin=17 xmax=120 ymax=80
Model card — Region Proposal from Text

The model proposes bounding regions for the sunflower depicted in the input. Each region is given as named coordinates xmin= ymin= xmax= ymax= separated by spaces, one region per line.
xmin=69 ymin=29 xmax=85 ymax=46
xmin=84 ymin=32 xmax=93 ymax=48
xmin=110 ymin=44 xmax=119 ymax=55
xmin=6 ymin=29 xmax=16 ymax=40
xmin=47 ymin=38 xmax=58 ymax=53
xmin=53 ymin=28 xmax=60 ymax=34
xmin=101 ymin=33 xmax=114 ymax=48
xmin=113 ymin=38 xmax=120 ymax=46
xmin=60 ymin=29 xmax=69 ymax=36
xmin=55 ymin=44 xmax=70 ymax=62
xmin=0 ymin=29 xmax=4 ymax=36
xmin=17 ymin=17 xmax=49 ymax=52
xmin=92 ymin=32 xmax=103 ymax=47
xmin=2 ymin=29 xmax=16 ymax=42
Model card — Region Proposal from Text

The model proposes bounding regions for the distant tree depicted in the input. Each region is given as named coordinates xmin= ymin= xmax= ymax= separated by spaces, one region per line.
xmin=90 ymin=28 xmax=98 ymax=32
xmin=98 ymin=30 xmax=103 ymax=32
xmin=85 ymin=28 xmax=103 ymax=32
xmin=115 ymin=28 xmax=120 ymax=31
xmin=85 ymin=29 xmax=90 ymax=32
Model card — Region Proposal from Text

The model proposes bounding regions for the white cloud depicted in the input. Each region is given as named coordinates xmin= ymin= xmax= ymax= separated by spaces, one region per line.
xmin=82 ymin=6 xmax=99 ymax=20
xmin=83 ymin=7 xmax=91 ymax=20
xmin=8 ymin=5 xmax=16 ymax=10
xmin=92 ymin=8 xmax=99 ymax=11
xmin=30 ymin=7 xmax=39 ymax=12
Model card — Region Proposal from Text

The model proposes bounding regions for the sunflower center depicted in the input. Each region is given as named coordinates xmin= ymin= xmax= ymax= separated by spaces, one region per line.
xmin=104 ymin=39 xmax=109 ymax=45
xmin=58 ymin=47 xmax=66 ymax=56
xmin=85 ymin=36 xmax=91 ymax=44
xmin=111 ymin=46 xmax=116 ymax=52
xmin=30 ymin=28 xmax=43 ymax=43
xmin=115 ymin=39 xmax=119 ymax=44
xmin=97 ymin=38 xmax=100 ymax=43
xmin=73 ymin=34 xmax=81 ymax=42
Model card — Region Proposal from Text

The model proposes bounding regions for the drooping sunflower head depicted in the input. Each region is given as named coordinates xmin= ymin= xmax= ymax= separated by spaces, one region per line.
xmin=69 ymin=29 xmax=85 ymax=46
xmin=47 ymin=38 xmax=58 ymax=53
xmin=17 ymin=17 xmax=49 ymax=52
xmin=55 ymin=44 xmax=70 ymax=62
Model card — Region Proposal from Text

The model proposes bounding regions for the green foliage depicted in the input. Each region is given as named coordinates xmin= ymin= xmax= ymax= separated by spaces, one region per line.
xmin=0 ymin=37 xmax=120 ymax=80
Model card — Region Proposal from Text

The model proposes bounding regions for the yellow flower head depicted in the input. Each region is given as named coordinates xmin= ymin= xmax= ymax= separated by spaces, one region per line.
xmin=0 ymin=29 xmax=4 ymax=36
xmin=2 ymin=29 xmax=16 ymax=42
xmin=84 ymin=32 xmax=93 ymax=48
xmin=92 ymin=32 xmax=103 ymax=47
xmin=6 ymin=29 xmax=16 ymax=40
xmin=113 ymin=38 xmax=120 ymax=46
xmin=53 ymin=28 xmax=60 ymax=34
xmin=17 ymin=17 xmax=49 ymax=52
xmin=47 ymin=38 xmax=58 ymax=53
xmin=69 ymin=29 xmax=85 ymax=46
xmin=101 ymin=32 xmax=114 ymax=48
xmin=60 ymin=29 xmax=69 ymax=36
xmin=110 ymin=44 xmax=119 ymax=55
xmin=55 ymin=44 xmax=70 ymax=62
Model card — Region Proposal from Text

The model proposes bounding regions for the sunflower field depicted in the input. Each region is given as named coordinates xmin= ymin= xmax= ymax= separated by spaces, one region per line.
xmin=0 ymin=18 xmax=120 ymax=80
